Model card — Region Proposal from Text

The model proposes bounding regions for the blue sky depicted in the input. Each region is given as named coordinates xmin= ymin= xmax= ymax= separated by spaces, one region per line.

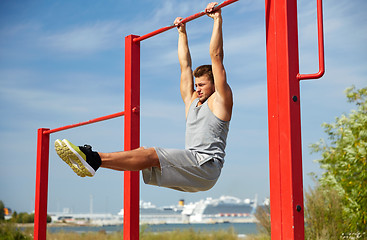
xmin=0 ymin=0 xmax=366 ymax=214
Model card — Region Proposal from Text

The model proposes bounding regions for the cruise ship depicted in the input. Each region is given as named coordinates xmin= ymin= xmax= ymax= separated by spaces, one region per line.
xmin=50 ymin=195 xmax=257 ymax=225
xmin=181 ymin=196 xmax=257 ymax=223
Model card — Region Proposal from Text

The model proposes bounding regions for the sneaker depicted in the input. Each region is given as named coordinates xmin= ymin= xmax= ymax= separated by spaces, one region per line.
xmin=54 ymin=139 xmax=101 ymax=177
xmin=54 ymin=139 xmax=85 ymax=177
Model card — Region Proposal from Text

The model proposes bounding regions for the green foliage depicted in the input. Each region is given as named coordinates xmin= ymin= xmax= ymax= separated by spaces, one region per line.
xmin=0 ymin=223 xmax=31 ymax=240
xmin=9 ymin=211 xmax=51 ymax=224
xmin=304 ymin=184 xmax=348 ymax=240
xmin=0 ymin=200 xmax=5 ymax=221
xmin=255 ymin=183 xmax=364 ymax=239
xmin=11 ymin=212 xmax=34 ymax=224
xmin=310 ymin=86 xmax=367 ymax=233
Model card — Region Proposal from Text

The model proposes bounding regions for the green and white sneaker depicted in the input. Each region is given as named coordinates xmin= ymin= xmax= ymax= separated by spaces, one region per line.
xmin=54 ymin=139 xmax=101 ymax=177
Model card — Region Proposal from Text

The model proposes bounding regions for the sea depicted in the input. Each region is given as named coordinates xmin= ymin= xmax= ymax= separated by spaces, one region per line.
xmin=47 ymin=222 xmax=258 ymax=235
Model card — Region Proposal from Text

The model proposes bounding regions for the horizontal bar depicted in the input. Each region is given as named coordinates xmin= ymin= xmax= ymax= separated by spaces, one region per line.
xmin=133 ymin=0 xmax=239 ymax=42
xmin=297 ymin=0 xmax=324 ymax=80
xmin=44 ymin=111 xmax=125 ymax=134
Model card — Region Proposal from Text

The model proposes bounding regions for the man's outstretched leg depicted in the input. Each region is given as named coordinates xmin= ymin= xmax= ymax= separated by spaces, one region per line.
xmin=54 ymin=139 xmax=160 ymax=177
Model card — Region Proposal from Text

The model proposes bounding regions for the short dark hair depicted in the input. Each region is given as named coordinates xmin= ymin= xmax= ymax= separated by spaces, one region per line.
xmin=193 ymin=65 xmax=214 ymax=84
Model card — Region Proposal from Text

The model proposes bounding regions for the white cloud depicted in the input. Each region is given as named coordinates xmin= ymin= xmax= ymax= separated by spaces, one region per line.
xmin=41 ymin=21 xmax=125 ymax=54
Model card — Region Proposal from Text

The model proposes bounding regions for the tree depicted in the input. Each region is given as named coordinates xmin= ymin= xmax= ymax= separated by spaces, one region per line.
xmin=0 ymin=200 xmax=4 ymax=221
xmin=310 ymin=86 xmax=367 ymax=233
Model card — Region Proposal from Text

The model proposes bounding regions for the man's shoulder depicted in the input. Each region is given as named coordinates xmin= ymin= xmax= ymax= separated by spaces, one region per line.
xmin=210 ymin=90 xmax=233 ymax=105
xmin=208 ymin=92 xmax=233 ymax=121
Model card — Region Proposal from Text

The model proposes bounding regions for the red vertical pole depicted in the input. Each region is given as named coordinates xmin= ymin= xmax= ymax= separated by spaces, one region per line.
xmin=34 ymin=128 xmax=50 ymax=240
xmin=123 ymin=34 xmax=140 ymax=240
xmin=265 ymin=0 xmax=305 ymax=239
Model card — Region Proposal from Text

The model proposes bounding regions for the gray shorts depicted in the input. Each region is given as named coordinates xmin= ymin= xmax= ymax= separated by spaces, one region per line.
xmin=142 ymin=147 xmax=223 ymax=192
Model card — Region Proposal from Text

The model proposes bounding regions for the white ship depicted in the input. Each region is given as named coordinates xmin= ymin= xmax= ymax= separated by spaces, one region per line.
xmin=182 ymin=195 xmax=257 ymax=223
xmin=118 ymin=195 xmax=257 ymax=224
xmin=50 ymin=195 xmax=257 ymax=225
xmin=125 ymin=200 xmax=184 ymax=224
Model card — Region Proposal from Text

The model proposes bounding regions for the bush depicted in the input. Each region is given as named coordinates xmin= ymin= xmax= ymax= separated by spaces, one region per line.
xmin=254 ymin=205 xmax=271 ymax=239
xmin=0 ymin=223 xmax=31 ymax=240
xmin=310 ymin=86 xmax=367 ymax=232
xmin=10 ymin=212 xmax=51 ymax=224
xmin=255 ymin=184 xmax=358 ymax=239
xmin=304 ymin=184 xmax=348 ymax=240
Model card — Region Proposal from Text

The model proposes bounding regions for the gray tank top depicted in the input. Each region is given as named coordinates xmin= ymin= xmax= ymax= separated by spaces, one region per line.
xmin=185 ymin=98 xmax=230 ymax=165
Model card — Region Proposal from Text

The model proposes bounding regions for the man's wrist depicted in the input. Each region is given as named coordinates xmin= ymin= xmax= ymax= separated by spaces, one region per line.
xmin=213 ymin=15 xmax=222 ymax=22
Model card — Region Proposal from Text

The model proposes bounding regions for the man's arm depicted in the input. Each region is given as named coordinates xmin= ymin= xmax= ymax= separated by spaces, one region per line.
xmin=207 ymin=2 xmax=233 ymax=121
xmin=175 ymin=17 xmax=195 ymax=114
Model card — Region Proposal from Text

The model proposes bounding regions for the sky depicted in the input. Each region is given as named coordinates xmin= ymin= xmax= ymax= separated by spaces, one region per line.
xmin=0 ymin=0 xmax=366 ymax=214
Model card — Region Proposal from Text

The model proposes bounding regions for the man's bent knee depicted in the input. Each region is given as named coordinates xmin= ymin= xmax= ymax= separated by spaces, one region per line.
xmin=140 ymin=147 xmax=160 ymax=169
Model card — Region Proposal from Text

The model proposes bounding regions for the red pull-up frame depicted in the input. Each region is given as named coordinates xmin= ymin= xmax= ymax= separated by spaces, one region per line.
xmin=34 ymin=0 xmax=324 ymax=239
xmin=33 ymin=1 xmax=238 ymax=240
xmin=133 ymin=0 xmax=239 ymax=42
xmin=123 ymin=34 xmax=140 ymax=240
xmin=265 ymin=0 xmax=324 ymax=239
xmin=34 ymin=112 xmax=126 ymax=239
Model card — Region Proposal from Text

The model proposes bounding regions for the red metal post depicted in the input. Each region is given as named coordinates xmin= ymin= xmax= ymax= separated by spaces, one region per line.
xmin=123 ymin=34 xmax=140 ymax=240
xmin=265 ymin=0 xmax=305 ymax=239
xmin=34 ymin=128 xmax=50 ymax=240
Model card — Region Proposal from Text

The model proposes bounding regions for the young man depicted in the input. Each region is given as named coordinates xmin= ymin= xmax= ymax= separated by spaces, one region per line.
xmin=55 ymin=2 xmax=233 ymax=192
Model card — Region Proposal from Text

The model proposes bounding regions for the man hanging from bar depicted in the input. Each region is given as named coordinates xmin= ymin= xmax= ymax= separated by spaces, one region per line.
xmin=54 ymin=2 xmax=233 ymax=192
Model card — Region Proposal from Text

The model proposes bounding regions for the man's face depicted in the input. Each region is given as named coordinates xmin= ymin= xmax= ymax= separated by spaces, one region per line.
xmin=195 ymin=75 xmax=215 ymax=103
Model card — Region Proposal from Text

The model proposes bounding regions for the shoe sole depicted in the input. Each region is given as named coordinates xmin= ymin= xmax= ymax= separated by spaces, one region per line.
xmin=54 ymin=139 xmax=95 ymax=177
xmin=55 ymin=139 xmax=86 ymax=177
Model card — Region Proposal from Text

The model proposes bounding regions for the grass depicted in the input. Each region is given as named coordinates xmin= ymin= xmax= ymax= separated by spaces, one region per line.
xmin=140 ymin=227 xmax=239 ymax=240
xmin=1 ymin=223 xmax=253 ymax=240
xmin=45 ymin=228 xmax=240 ymax=240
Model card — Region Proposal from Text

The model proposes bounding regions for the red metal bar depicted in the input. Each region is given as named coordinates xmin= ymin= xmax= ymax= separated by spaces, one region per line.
xmin=34 ymin=128 xmax=50 ymax=240
xmin=123 ymin=35 xmax=140 ymax=240
xmin=265 ymin=0 xmax=305 ymax=239
xmin=297 ymin=0 xmax=325 ymax=80
xmin=133 ymin=0 xmax=239 ymax=42
xmin=44 ymin=111 xmax=125 ymax=134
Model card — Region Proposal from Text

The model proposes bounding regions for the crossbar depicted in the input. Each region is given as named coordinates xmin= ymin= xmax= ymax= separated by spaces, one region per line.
xmin=44 ymin=111 xmax=125 ymax=134
xmin=133 ymin=0 xmax=238 ymax=42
